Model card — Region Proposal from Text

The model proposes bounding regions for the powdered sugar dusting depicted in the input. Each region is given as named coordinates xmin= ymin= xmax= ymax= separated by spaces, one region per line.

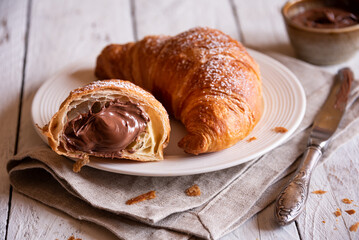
xmin=71 ymin=80 xmax=149 ymax=96
xmin=155 ymin=27 xmax=258 ymax=99
xmin=162 ymin=27 xmax=247 ymax=58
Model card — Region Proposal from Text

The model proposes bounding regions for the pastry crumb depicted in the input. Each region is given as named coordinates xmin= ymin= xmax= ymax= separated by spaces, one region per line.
xmin=322 ymin=220 xmax=326 ymax=223
xmin=126 ymin=191 xmax=156 ymax=205
xmin=342 ymin=198 xmax=353 ymax=204
xmin=68 ymin=236 xmax=82 ymax=240
xmin=311 ymin=190 xmax=327 ymax=194
xmin=247 ymin=136 xmax=257 ymax=142
xmin=273 ymin=127 xmax=288 ymax=133
xmin=334 ymin=208 xmax=342 ymax=217
xmin=345 ymin=209 xmax=356 ymax=215
xmin=72 ymin=155 xmax=90 ymax=173
xmin=185 ymin=184 xmax=201 ymax=196
xmin=349 ymin=222 xmax=359 ymax=232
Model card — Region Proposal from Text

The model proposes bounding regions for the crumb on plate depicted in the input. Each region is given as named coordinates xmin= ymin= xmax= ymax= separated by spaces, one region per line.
xmin=126 ymin=191 xmax=156 ymax=205
xmin=247 ymin=136 xmax=257 ymax=142
xmin=273 ymin=127 xmax=288 ymax=133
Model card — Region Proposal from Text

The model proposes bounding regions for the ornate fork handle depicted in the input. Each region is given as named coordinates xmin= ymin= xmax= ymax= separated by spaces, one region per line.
xmin=275 ymin=146 xmax=323 ymax=225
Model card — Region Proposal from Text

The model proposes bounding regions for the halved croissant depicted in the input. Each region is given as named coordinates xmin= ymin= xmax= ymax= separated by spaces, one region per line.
xmin=42 ymin=80 xmax=170 ymax=172
xmin=95 ymin=27 xmax=262 ymax=155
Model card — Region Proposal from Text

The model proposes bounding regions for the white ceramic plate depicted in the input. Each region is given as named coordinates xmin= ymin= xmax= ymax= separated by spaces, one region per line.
xmin=32 ymin=50 xmax=306 ymax=176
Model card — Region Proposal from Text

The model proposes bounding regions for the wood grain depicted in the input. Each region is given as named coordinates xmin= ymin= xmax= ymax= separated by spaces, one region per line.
xmin=232 ymin=0 xmax=293 ymax=55
xmin=257 ymin=203 xmax=300 ymax=239
xmin=0 ymin=0 xmax=28 ymax=239
xmin=296 ymin=164 xmax=351 ymax=239
xmin=323 ymin=136 xmax=359 ymax=239
xmin=221 ymin=215 xmax=260 ymax=240
xmin=134 ymin=0 xmax=240 ymax=40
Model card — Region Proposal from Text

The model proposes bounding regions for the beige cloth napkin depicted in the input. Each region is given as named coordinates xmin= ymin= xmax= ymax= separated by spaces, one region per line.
xmin=7 ymin=54 xmax=359 ymax=240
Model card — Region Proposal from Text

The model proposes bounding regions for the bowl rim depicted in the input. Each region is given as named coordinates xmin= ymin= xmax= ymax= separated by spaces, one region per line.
xmin=282 ymin=0 xmax=359 ymax=33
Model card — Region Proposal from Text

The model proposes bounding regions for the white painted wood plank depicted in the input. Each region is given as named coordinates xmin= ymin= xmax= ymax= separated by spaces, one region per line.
xmin=232 ymin=0 xmax=293 ymax=55
xmin=7 ymin=0 xmax=133 ymax=239
xmin=257 ymin=203 xmax=300 ymax=240
xmin=8 ymin=193 xmax=118 ymax=240
xmin=323 ymin=136 xmax=359 ymax=240
xmin=296 ymin=164 xmax=351 ymax=239
xmin=0 ymin=0 xmax=28 ymax=239
xmin=135 ymin=0 xmax=239 ymax=40
xmin=221 ymin=215 xmax=260 ymax=240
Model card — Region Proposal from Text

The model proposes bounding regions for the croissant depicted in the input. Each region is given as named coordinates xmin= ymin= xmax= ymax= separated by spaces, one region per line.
xmin=95 ymin=27 xmax=262 ymax=155
xmin=42 ymin=80 xmax=170 ymax=172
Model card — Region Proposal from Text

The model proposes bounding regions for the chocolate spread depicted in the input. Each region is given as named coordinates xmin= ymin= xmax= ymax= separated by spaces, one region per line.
xmin=291 ymin=7 xmax=359 ymax=28
xmin=63 ymin=100 xmax=149 ymax=158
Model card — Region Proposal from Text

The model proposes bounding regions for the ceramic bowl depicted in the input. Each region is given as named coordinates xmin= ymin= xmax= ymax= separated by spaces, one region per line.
xmin=282 ymin=0 xmax=359 ymax=65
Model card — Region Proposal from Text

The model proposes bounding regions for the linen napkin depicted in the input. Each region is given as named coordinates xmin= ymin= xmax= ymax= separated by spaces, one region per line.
xmin=7 ymin=54 xmax=359 ymax=240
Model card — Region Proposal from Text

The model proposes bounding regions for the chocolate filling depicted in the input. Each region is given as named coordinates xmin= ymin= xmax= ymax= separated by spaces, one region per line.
xmin=63 ymin=100 xmax=150 ymax=158
xmin=291 ymin=7 xmax=359 ymax=29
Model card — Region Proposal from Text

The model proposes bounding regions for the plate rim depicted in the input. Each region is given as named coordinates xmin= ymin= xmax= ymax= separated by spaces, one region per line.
xmin=31 ymin=49 xmax=306 ymax=176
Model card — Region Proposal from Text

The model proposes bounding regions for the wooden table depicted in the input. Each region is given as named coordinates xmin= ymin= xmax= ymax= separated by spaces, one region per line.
xmin=1 ymin=0 xmax=358 ymax=239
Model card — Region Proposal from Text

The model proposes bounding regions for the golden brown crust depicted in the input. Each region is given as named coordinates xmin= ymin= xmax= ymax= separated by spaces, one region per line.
xmin=95 ymin=27 xmax=262 ymax=154
xmin=42 ymin=79 xmax=170 ymax=171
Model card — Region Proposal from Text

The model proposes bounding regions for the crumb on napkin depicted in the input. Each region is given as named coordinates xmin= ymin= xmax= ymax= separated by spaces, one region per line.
xmin=345 ymin=209 xmax=356 ymax=215
xmin=185 ymin=184 xmax=201 ymax=196
xmin=350 ymin=222 xmax=359 ymax=232
xmin=126 ymin=191 xmax=156 ymax=205
xmin=273 ymin=127 xmax=288 ymax=133
xmin=342 ymin=198 xmax=354 ymax=204
xmin=247 ymin=136 xmax=257 ymax=142
xmin=311 ymin=190 xmax=327 ymax=194
xmin=334 ymin=208 xmax=342 ymax=217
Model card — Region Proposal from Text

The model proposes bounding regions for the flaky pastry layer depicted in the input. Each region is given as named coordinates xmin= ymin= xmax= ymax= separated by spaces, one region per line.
xmin=42 ymin=79 xmax=170 ymax=172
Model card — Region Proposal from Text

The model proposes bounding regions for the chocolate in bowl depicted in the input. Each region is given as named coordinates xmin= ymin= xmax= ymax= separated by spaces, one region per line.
xmin=291 ymin=7 xmax=359 ymax=29
xmin=282 ymin=0 xmax=359 ymax=65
